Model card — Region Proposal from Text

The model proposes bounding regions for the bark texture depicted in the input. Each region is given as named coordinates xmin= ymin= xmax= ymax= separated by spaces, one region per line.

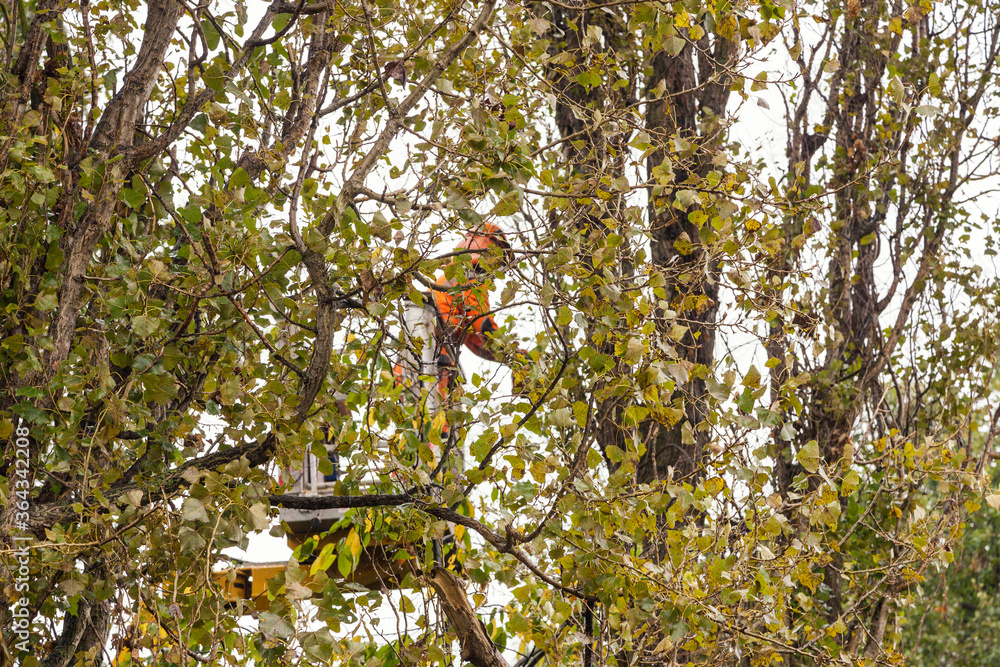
xmin=426 ymin=567 xmax=510 ymax=667
xmin=640 ymin=36 xmax=735 ymax=483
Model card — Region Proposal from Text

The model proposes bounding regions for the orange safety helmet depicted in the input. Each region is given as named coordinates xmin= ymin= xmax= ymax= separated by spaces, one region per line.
xmin=457 ymin=223 xmax=513 ymax=266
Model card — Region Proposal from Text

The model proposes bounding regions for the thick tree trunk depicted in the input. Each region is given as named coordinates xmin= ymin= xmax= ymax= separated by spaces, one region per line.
xmin=49 ymin=0 xmax=184 ymax=376
xmin=540 ymin=1 xmax=636 ymax=469
xmin=640 ymin=36 xmax=734 ymax=483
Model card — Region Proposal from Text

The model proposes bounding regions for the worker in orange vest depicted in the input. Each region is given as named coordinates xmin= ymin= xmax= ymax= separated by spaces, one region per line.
xmin=395 ymin=224 xmax=524 ymax=438
xmin=284 ymin=225 xmax=521 ymax=500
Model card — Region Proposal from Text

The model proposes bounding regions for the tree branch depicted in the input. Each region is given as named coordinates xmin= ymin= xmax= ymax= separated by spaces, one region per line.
xmin=319 ymin=0 xmax=497 ymax=236
xmin=426 ymin=566 xmax=510 ymax=667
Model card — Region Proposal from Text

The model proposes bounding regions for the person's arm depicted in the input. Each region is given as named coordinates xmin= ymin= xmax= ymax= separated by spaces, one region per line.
xmin=465 ymin=316 xmax=531 ymax=365
xmin=463 ymin=316 xmax=502 ymax=362
xmin=461 ymin=286 xmax=529 ymax=363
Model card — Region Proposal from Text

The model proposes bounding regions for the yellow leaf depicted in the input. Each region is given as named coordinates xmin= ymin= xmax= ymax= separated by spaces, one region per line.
xmin=986 ymin=493 xmax=1000 ymax=511
xmin=703 ymin=477 xmax=725 ymax=496
xmin=311 ymin=543 xmax=337 ymax=575
xmin=346 ymin=529 xmax=362 ymax=559
xmin=716 ymin=15 xmax=738 ymax=41
xmin=653 ymin=635 xmax=673 ymax=654
xmin=432 ymin=411 xmax=449 ymax=434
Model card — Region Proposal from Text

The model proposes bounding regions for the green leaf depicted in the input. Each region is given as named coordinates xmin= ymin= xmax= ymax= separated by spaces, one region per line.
xmin=742 ymin=365 xmax=762 ymax=389
xmin=624 ymin=338 xmax=644 ymax=364
xmin=337 ymin=550 xmax=353 ymax=578
xmin=664 ymin=35 xmax=685 ymax=56
xmin=230 ymin=167 xmax=251 ymax=190
xmin=132 ymin=315 xmax=159 ymax=339
xmin=736 ymin=387 xmax=754 ymax=414
xmin=706 ymin=377 xmax=730 ymax=401
xmin=249 ymin=502 xmax=270 ymax=531
xmin=574 ymin=69 xmax=601 ymax=89
xmin=204 ymin=62 xmax=226 ymax=92
xmin=201 ymin=19 xmax=221 ymax=50
xmin=490 ymin=191 xmax=520 ymax=217
xmin=551 ymin=407 xmax=574 ymax=427
xmin=22 ymin=110 xmax=42 ymax=128
xmin=796 ymin=440 xmax=820 ymax=474
xmin=59 ymin=579 xmax=86 ymax=599
xmin=260 ymin=612 xmax=295 ymax=639
xmin=272 ymin=13 xmax=291 ymax=32
xmin=311 ymin=543 xmax=337 ymax=575
xmin=181 ymin=497 xmax=210 ymax=522
xmin=888 ymin=76 xmax=905 ymax=104
xmin=841 ymin=469 xmax=860 ymax=496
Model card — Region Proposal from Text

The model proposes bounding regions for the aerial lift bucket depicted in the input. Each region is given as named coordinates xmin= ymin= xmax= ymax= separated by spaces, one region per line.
xmin=269 ymin=299 xmax=462 ymax=592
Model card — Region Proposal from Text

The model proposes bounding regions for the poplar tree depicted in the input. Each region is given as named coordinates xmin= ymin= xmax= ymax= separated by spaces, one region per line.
xmin=1 ymin=0 xmax=997 ymax=665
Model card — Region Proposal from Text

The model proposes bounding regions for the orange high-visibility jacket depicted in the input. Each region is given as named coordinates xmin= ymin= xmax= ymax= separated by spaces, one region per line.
xmin=431 ymin=275 xmax=499 ymax=363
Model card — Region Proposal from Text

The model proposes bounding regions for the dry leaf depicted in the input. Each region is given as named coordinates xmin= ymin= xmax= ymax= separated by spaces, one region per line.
xmin=384 ymin=59 xmax=406 ymax=85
